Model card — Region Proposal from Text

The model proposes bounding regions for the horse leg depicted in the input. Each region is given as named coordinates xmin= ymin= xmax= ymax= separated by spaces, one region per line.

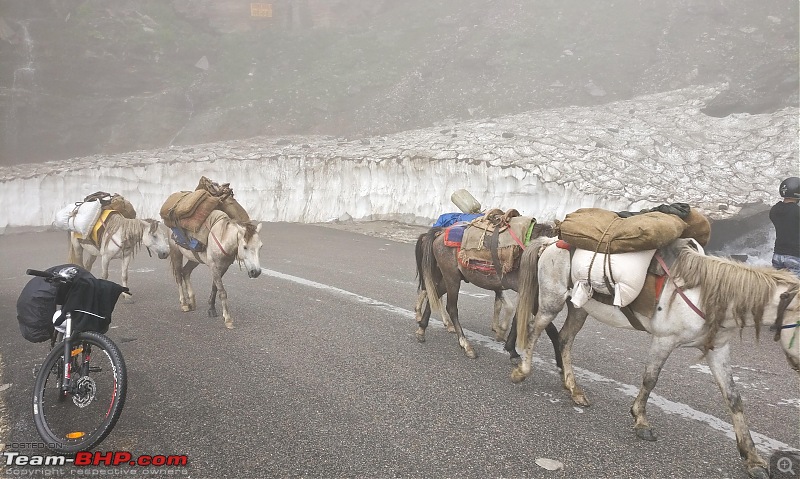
xmin=510 ymin=308 xmax=558 ymax=383
xmin=119 ymin=254 xmax=133 ymax=301
xmin=706 ymin=344 xmax=769 ymax=479
xmin=208 ymin=283 xmax=218 ymax=318
xmin=442 ymin=278 xmax=476 ymax=359
xmin=491 ymin=290 xmax=510 ymax=341
xmin=630 ymin=335 xmax=680 ymax=441
xmin=100 ymin=254 xmax=111 ymax=280
xmin=558 ymin=304 xmax=589 ymax=406
xmin=505 ymin=314 xmax=562 ymax=368
xmin=210 ymin=264 xmax=233 ymax=329
xmin=414 ymin=290 xmax=430 ymax=342
xmin=181 ymin=261 xmax=199 ymax=312
xmin=83 ymin=254 xmax=96 ymax=272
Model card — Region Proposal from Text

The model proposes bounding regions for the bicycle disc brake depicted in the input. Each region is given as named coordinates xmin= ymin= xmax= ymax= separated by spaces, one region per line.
xmin=72 ymin=376 xmax=97 ymax=408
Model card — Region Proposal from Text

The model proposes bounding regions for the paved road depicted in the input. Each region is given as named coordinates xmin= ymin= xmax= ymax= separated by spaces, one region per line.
xmin=0 ymin=225 xmax=798 ymax=479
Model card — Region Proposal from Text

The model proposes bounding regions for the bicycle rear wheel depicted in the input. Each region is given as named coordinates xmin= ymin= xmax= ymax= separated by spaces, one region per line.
xmin=33 ymin=331 xmax=127 ymax=454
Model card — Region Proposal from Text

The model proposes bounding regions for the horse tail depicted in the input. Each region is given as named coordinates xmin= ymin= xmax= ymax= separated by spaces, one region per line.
xmin=66 ymin=232 xmax=82 ymax=266
xmin=414 ymin=231 xmax=428 ymax=291
xmin=419 ymin=227 xmax=444 ymax=316
xmin=515 ymin=241 xmax=545 ymax=350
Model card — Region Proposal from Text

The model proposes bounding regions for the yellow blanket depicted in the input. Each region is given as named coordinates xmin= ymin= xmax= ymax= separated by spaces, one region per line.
xmin=74 ymin=209 xmax=114 ymax=246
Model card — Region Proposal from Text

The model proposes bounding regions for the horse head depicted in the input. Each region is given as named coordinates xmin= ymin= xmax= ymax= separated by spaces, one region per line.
xmin=142 ymin=219 xmax=171 ymax=259
xmin=236 ymin=221 xmax=263 ymax=278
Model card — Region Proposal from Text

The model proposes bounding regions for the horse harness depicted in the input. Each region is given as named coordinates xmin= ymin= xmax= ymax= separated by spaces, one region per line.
xmin=471 ymin=209 xmax=529 ymax=278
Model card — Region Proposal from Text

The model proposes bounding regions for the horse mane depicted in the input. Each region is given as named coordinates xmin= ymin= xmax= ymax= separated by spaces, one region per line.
xmin=670 ymin=246 xmax=800 ymax=353
xmin=102 ymin=213 xmax=145 ymax=253
xmin=240 ymin=220 xmax=259 ymax=242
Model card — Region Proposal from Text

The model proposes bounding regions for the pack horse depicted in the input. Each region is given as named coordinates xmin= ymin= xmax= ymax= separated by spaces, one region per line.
xmin=169 ymin=213 xmax=262 ymax=329
xmin=67 ymin=213 xmax=171 ymax=294
xmin=415 ymin=209 xmax=562 ymax=363
xmin=512 ymin=236 xmax=800 ymax=479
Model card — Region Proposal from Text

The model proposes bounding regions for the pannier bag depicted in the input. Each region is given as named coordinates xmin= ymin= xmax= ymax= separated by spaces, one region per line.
xmin=53 ymin=200 xmax=103 ymax=236
xmin=16 ymin=264 xmax=93 ymax=343
xmin=61 ymin=275 xmax=127 ymax=335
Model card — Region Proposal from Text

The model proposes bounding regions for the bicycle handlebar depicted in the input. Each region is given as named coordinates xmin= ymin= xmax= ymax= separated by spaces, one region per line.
xmin=26 ymin=269 xmax=53 ymax=278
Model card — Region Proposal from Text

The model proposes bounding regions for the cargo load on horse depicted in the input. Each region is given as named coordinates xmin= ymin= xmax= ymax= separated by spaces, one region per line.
xmin=456 ymin=208 xmax=538 ymax=276
xmin=557 ymin=204 xmax=712 ymax=311
xmin=54 ymin=192 xmax=137 ymax=238
xmin=160 ymin=177 xmax=251 ymax=251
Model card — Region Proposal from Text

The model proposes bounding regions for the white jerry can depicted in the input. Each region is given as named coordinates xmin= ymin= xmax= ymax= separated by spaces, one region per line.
xmin=450 ymin=189 xmax=481 ymax=213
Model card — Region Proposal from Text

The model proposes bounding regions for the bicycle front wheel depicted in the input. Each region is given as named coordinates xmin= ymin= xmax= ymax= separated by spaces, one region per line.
xmin=33 ymin=331 xmax=127 ymax=454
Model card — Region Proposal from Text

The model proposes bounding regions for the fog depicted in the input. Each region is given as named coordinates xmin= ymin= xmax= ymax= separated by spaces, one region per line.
xmin=0 ymin=0 xmax=797 ymax=254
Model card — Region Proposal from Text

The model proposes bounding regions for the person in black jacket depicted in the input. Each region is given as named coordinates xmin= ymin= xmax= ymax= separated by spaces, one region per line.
xmin=770 ymin=176 xmax=800 ymax=277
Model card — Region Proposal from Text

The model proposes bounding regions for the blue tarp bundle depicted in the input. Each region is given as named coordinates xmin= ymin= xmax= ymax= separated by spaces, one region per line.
xmin=432 ymin=213 xmax=483 ymax=228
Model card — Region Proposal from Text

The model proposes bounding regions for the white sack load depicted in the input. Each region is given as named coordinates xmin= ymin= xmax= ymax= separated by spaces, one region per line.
xmin=53 ymin=200 xmax=102 ymax=236
xmin=570 ymin=248 xmax=656 ymax=308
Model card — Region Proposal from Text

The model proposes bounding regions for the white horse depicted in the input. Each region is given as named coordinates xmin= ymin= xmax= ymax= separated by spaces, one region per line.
xmin=169 ymin=212 xmax=263 ymax=329
xmin=68 ymin=213 xmax=171 ymax=295
xmin=512 ymin=237 xmax=800 ymax=479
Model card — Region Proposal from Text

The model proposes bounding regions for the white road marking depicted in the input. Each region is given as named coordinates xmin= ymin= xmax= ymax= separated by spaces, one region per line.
xmin=264 ymin=267 xmax=799 ymax=455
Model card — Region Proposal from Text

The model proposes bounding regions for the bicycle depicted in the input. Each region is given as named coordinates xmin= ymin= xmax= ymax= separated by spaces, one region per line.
xmin=21 ymin=265 xmax=129 ymax=454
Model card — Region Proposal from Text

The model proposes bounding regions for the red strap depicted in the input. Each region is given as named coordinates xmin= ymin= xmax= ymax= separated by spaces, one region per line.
xmin=206 ymin=216 xmax=231 ymax=257
xmin=555 ymin=240 xmax=572 ymax=250
xmin=507 ymin=228 xmax=526 ymax=249
xmin=655 ymin=253 xmax=705 ymax=319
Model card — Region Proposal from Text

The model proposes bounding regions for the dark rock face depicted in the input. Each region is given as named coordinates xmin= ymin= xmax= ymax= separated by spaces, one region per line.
xmin=0 ymin=0 xmax=797 ymax=166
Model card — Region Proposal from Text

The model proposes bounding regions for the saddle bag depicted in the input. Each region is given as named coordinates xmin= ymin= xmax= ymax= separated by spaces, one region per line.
xmin=61 ymin=275 xmax=127 ymax=335
xmin=16 ymin=264 xmax=93 ymax=342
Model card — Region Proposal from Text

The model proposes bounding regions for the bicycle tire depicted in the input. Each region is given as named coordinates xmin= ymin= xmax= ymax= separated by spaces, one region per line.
xmin=33 ymin=331 xmax=127 ymax=454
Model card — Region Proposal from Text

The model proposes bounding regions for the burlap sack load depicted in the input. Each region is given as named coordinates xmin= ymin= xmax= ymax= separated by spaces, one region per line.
xmin=559 ymin=207 xmax=708 ymax=254
xmin=160 ymin=190 xmax=220 ymax=232
xmin=458 ymin=209 xmax=534 ymax=274
xmin=83 ymin=191 xmax=136 ymax=219
xmin=195 ymin=176 xmax=250 ymax=223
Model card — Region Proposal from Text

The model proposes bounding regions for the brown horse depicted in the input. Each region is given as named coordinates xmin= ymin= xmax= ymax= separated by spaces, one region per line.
xmin=414 ymin=224 xmax=562 ymax=365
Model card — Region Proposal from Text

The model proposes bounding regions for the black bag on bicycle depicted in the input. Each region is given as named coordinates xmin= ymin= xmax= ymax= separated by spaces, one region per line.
xmin=16 ymin=264 xmax=93 ymax=342
xmin=61 ymin=276 xmax=127 ymax=334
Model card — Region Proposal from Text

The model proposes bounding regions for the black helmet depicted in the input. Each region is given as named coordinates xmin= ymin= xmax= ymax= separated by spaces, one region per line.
xmin=779 ymin=177 xmax=800 ymax=199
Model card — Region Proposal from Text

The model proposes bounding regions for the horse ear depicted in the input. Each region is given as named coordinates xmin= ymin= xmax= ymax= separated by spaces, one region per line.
xmin=255 ymin=222 xmax=262 ymax=233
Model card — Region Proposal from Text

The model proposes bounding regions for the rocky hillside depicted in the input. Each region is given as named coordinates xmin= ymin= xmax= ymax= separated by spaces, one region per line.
xmin=0 ymin=0 xmax=797 ymax=165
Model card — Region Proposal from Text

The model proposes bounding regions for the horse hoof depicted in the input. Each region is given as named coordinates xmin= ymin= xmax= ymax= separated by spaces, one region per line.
xmin=208 ymin=309 xmax=218 ymax=318
xmin=446 ymin=326 xmax=456 ymax=333
xmin=509 ymin=356 xmax=521 ymax=366
xmin=181 ymin=305 xmax=192 ymax=312
xmin=415 ymin=329 xmax=426 ymax=343
xmin=746 ymin=465 xmax=769 ymax=479
xmin=465 ymin=348 xmax=477 ymax=359
xmin=122 ymin=293 xmax=134 ymax=303
xmin=510 ymin=368 xmax=528 ymax=384
xmin=225 ymin=322 xmax=234 ymax=330
xmin=635 ymin=427 xmax=657 ymax=442
xmin=572 ymin=395 xmax=590 ymax=408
